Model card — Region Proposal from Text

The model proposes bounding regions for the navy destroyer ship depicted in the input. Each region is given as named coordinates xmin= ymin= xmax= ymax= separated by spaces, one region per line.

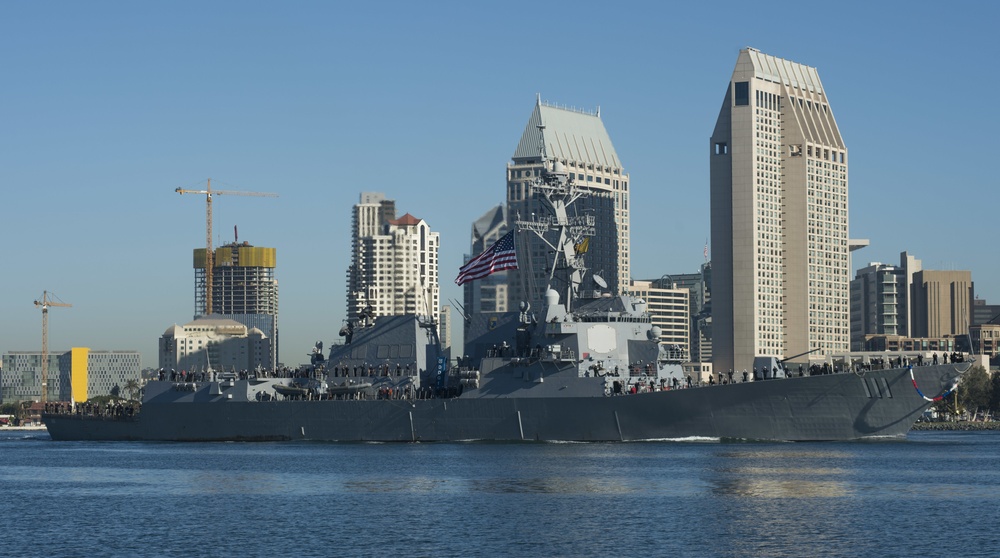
xmin=43 ymin=160 xmax=967 ymax=442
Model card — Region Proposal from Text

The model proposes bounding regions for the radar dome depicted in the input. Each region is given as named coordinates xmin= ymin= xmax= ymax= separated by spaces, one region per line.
xmin=545 ymin=289 xmax=560 ymax=307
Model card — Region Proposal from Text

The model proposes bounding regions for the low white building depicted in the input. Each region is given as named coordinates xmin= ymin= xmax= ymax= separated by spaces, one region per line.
xmin=159 ymin=317 xmax=271 ymax=374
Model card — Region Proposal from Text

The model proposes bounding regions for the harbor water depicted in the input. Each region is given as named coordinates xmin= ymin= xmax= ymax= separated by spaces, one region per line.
xmin=2 ymin=429 xmax=998 ymax=557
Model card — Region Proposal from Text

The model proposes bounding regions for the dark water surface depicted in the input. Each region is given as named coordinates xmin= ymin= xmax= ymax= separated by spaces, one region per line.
xmin=2 ymin=430 xmax=998 ymax=557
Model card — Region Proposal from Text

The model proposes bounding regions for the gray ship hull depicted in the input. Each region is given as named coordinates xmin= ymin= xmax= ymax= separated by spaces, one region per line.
xmin=44 ymin=364 xmax=962 ymax=442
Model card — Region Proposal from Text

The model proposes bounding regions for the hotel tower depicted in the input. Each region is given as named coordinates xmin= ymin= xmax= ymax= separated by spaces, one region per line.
xmin=710 ymin=48 xmax=850 ymax=373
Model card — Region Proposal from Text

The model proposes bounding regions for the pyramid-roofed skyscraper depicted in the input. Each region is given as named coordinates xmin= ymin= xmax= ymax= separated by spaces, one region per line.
xmin=502 ymin=97 xmax=630 ymax=308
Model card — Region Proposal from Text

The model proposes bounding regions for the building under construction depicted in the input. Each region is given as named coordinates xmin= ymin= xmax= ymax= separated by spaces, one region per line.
xmin=194 ymin=241 xmax=279 ymax=369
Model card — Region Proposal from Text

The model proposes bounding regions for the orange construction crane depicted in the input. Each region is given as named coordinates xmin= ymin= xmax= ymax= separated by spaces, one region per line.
xmin=34 ymin=291 xmax=72 ymax=403
xmin=175 ymin=179 xmax=277 ymax=316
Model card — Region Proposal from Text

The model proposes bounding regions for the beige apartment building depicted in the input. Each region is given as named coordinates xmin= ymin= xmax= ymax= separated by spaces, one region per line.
xmin=346 ymin=193 xmax=440 ymax=322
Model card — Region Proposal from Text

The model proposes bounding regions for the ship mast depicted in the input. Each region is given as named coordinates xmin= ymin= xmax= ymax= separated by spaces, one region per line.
xmin=514 ymin=125 xmax=595 ymax=312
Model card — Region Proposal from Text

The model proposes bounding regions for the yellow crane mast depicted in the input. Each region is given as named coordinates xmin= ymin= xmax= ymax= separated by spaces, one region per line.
xmin=175 ymin=179 xmax=277 ymax=317
xmin=34 ymin=291 xmax=72 ymax=403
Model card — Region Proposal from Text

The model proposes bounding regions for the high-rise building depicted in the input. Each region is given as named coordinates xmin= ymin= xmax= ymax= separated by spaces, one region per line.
xmin=464 ymin=204 xmax=509 ymax=316
xmin=851 ymin=251 xmax=976 ymax=350
xmin=352 ymin=192 xmax=396 ymax=240
xmin=347 ymin=193 xmax=440 ymax=322
xmin=664 ymin=262 xmax=713 ymax=363
xmin=911 ymin=270 xmax=974 ymax=338
xmin=710 ymin=48 xmax=850 ymax=373
xmin=504 ymin=97 xmax=629 ymax=307
xmin=629 ymin=280 xmax=689 ymax=361
xmin=850 ymin=251 xmax=922 ymax=350
xmin=439 ymin=304 xmax=452 ymax=357
xmin=972 ymin=299 xmax=1000 ymax=327
xmin=348 ymin=192 xmax=395 ymax=321
xmin=850 ymin=261 xmax=907 ymax=350
xmin=194 ymin=242 xmax=278 ymax=369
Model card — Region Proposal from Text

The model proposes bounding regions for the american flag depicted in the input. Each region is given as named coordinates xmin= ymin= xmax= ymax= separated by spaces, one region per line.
xmin=455 ymin=230 xmax=518 ymax=286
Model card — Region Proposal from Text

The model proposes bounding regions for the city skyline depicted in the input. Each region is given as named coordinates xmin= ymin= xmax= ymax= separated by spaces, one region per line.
xmin=2 ymin=2 xmax=998 ymax=369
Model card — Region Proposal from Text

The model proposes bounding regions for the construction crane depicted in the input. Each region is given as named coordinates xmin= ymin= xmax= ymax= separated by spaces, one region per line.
xmin=175 ymin=178 xmax=277 ymax=316
xmin=34 ymin=291 xmax=72 ymax=403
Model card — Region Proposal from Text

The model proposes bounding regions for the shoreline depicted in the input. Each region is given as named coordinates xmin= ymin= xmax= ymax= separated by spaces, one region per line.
xmin=0 ymin=426 xmax=48 ymax=431
xmin=912 ymin=421 xmax=1000 ymax=431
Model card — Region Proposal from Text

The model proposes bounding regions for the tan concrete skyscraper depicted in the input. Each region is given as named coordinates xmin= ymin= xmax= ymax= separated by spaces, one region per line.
xmin=710 ymin=48 xmax=850 ymax=373
xmin=911 ymin=270 xmax=974 ymax=338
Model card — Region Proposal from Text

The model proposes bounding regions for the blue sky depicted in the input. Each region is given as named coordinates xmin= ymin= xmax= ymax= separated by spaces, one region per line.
xmin=2 ymin=1 xmax=997 ymax=369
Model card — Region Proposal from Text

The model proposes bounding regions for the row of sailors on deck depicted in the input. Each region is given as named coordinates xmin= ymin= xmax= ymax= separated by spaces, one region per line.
xmin=329 ymin=363 xmax=417 ymax=377
xmin=158 ymin=367 xmax=305 ymax=382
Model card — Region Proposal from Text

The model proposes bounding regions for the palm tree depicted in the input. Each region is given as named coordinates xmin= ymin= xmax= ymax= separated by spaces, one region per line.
xmin=123 ymin=379 xmax=141 ymax=402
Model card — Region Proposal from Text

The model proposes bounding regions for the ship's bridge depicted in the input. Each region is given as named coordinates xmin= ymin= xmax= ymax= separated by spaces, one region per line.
xmin=569 ymin=296 xmax=651 ymax=324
